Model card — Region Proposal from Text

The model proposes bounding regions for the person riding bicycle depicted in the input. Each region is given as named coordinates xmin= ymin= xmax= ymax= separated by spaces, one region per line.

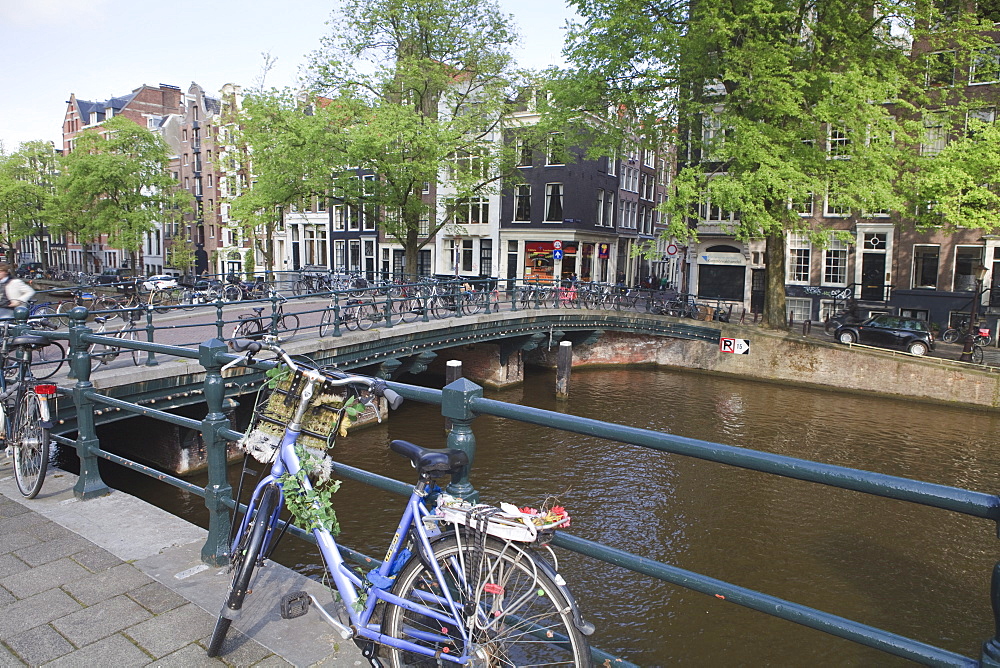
xmin=0 ymin=264 xmax=35 ymax=320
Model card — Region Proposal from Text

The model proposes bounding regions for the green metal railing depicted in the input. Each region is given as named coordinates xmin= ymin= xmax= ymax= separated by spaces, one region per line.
xmin=19 ymin=306 xmax=1000 ymax=665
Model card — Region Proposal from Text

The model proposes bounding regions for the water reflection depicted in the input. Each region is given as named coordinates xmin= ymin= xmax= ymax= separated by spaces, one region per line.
xmin=68 ymin=366 xmax=1000 ymax=665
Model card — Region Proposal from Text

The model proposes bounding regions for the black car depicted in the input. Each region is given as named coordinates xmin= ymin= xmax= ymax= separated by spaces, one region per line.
xmin=834 ymin=314 xmax=935 ymax=356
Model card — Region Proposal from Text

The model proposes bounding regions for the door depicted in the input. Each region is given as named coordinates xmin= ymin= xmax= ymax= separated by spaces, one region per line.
xmin=750 ymin=269 xmax=765 ymax=313
xmin=861 ymin=253 xmax=886 ymax=301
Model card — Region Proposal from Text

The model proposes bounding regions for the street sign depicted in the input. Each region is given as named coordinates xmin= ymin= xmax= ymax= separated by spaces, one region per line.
xmin=553 ymin=249 xmax=564 ymax=260
xmin=553 ymin=240 xmax=563 ymax=250
xmin=666 ymin=243 xmax=677 ymax=256
xmin=719 ymin=338 xmax=750 ymax=354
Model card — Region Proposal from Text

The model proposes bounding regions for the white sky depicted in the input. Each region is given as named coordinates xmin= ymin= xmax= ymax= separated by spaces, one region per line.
xmin=0 ymin=0 xmax=577 ymax=151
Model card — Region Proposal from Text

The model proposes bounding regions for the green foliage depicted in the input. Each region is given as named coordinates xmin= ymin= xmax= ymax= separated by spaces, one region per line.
xmin=0 ymin=141 xmax=59 ymax=262
xmin=51 ymin=116 xmax=191 ymax=266
xmin=279 ymin=446 xmax=342 ymax=534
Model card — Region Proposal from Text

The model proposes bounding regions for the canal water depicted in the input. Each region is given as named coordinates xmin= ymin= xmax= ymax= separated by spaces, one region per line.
xmin=74 ymin=366 xmax=1000 ymax=665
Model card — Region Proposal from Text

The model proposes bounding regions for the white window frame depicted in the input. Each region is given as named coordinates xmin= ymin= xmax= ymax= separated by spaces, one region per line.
xmin=786 ymin=297 xmax=812 ymax=323
xmin=787 ymin=232 xmax=812 ymax=284
xmin=544 ymin=183 xmax=563 ymax=222
xmin=514 ymin=184 xmax=531 ymax=222
xmin=822 ymin=238 xmax=849 ymax=286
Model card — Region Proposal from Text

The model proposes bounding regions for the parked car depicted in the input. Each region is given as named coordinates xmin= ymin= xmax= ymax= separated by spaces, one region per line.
xmin=141 ymin=275 xmax=178 ymax=291
xmin=94 ymin=268 xmax=134 ymax=285
xmin=834 ymin=314 xmax=935 ymax=356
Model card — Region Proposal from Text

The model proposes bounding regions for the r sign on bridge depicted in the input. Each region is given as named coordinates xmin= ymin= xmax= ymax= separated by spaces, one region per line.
xmin=720 ymin=338 xmax=750 ymax=354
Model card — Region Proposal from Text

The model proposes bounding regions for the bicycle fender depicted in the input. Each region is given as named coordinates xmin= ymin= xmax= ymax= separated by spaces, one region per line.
xmin=532 ymin=549 xmax=596 ymax=636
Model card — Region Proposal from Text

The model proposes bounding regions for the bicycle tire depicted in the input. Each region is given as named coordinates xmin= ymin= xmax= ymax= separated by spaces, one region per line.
xmin=341 ymin=304 xmax=359 ymax=331
xmin=382 ymin=535 xmax=590 ymax=668
xmin=207 ymin=484 xmax=280 ymax=658
xmin=428 ymin=296 xmax=452 ymax=319
xmin=973 ymin=345 xmax=985 ymax=364
xmin=232 ymin=319 xmax=258 ymax=340
xmin=120 ymin=329 xmax=141 ymax=366
xmin=460 ymin=293 xmax=484 ymax=316
xmin=13 ymin=390 xmax=50 ymax=499
xmin=356 ymin=302 xmax=376 ymax=331
xmin=30 ymin=306 xmax=60 ymax=330
xmin=223 ymin=285 xmax=243 ymax=302
xmin=977 ymin=334 xmax=993 ymax=347
xmin=32 ymin=341 xmax=66 ymax=380
xmin=942 ymin=328 xmax=960 ymax=344
xmin=278 ymin=313 xmax=300 ymax=340
xmin=178 ymin=289 xmax=197 ymax=310
xmin=319 ymin=308 xmax=336 ymax=337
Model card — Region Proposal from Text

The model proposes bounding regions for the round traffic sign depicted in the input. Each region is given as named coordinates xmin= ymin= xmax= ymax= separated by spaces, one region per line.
xmin=553 ymin=240 xmax=563 ymax=250
xmin=666 ymin=244 xmax=678 ymax=256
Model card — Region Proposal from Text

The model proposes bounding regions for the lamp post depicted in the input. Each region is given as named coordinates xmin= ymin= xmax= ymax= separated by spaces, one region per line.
xmin=959 ymin=264 xmax=989 ymax=362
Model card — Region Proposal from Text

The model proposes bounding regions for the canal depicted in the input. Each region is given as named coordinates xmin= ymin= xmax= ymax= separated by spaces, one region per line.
xmin=70 ymin=365 xmax=1000 ymax=665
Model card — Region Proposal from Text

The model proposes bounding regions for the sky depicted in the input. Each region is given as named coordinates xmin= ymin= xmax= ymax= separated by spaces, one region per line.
xmin=0 ymin=0 xmax=579 ymax=151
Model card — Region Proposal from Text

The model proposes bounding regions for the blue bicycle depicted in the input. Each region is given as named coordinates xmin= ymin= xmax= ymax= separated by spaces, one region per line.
xmin=208 ymin=337 xmax=593 ymax=666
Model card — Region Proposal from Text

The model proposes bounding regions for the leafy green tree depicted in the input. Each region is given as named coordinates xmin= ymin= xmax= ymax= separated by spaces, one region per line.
xmin=552 ymin=0 xmax=995 ymax=329
xmin=52 ymin=116 xmax=190 ymax=272
xmin=0 ymin=141 xmax=59 ymax=267
xmin=300 ymin=0 xmax=525 ymax=277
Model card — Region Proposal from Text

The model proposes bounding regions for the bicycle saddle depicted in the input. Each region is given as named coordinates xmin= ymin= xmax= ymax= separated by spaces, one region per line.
xmin=252 ymin=307 xmax=265 ymax=314
xmin=389 ymin=440 xmax=468 ymax=479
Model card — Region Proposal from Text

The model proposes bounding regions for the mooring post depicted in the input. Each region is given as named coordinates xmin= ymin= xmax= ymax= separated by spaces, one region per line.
xmin=199 ymin=338 xmax=234 ymax=566
xmin=982 ymin=562 xmax=1000 ymax=666
xmin=441 ymin=376 xmax=482 ymax=503
xmin=68 ymin=307 xmax=110 ymax=500
xmin=444 ymin=360 xmax=462 ymax=432
xmin=556 ymin=340 xmax=572 ymax=398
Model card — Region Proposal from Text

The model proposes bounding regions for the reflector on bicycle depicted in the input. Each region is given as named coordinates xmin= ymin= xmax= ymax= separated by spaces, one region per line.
xmin=34 ymin=384 xmax=57 ymax=395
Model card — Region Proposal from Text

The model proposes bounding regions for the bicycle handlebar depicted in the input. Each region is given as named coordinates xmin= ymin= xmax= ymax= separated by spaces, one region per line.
xmin=225 ymin=337 xmax=403 ymax=410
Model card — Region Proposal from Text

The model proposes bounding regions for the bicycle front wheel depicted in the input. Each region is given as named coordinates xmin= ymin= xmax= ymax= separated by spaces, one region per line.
xmin=942 ymin=328 xmax=960 ymax=343
xmin=13 ymin=390 xmax=50 ymax=499
xmin=319 ymin=308 xmax=336 ymax=337
xmin=207 ymin=484 xmax=280 ymax=658
xmin=278 ymin=313 xmax=300 ymax=340
xmin=32 ymin=341 xmax=66 ymax=380
xmin=382 ymin=535 xmax=590 ymax=668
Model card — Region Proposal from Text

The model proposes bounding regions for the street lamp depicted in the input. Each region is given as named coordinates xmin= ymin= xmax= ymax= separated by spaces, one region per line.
xmin=959 ymin=263 xmax=989 ymax=362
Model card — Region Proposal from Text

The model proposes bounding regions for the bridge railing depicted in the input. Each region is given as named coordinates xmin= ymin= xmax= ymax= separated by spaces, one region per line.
xmin=17 ymin=310 xmax=999 ymax=665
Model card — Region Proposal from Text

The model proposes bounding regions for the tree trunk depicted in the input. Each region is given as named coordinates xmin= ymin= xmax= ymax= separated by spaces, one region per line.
xmin=763 ymin=228 xmax=788 ymax=330
xmin=402 ymin=227 xmax=419 ymax=280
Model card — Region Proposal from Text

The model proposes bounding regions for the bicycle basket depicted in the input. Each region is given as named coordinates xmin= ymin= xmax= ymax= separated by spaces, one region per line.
xmin=430 ymin=494 xmax=571 ymax=544
xmin=238 ymin=369 xmax=360 ymax=462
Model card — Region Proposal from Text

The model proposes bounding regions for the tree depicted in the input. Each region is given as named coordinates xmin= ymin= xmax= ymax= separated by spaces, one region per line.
xmin=551 ymin=0 xmax=995 ymax=329
xmin=52 ymin=116 xmax=190 ymax=272
xmin=0 ymin=141 xmax=58 ymax=267
xmin=298 ymin=0 xmax=526 ymax=278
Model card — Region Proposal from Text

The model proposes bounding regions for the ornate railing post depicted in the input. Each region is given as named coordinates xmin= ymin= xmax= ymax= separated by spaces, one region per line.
xmin=199 ymin=338 xmax=233 ymax=566
xmin=441 ymin=377 xmax=482 ymax=503
xmin=143 ymin=305 xmax=158 ymax=366
xmin=68 ymin=307 xmax=110 ymax=500
xmin=331 ymin=292 xmax=342 ymax=337
xmin=982 ymin=562 xmax=1000 ymax=665
xmin=215 ymin=297 xmax=226 ymax=340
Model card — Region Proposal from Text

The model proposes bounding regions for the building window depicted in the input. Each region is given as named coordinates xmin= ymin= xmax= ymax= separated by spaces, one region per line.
xmin=791 ymin=191 xmax=814 ymax=216
xmin=922 ymin=112 xmax=948 ymax=156
xmin=787 ymin=233 xmax=811 ymax=283
xmin=516 ymin=138 xmax=532 ymax=167
xmin=913 ymin=245 xmax=940 ymax=289
xmin=596 ymin=189 xmax=606 ymax=226
xmin=786 ymin=297 xmax=812 ymax=323
xmin=824 ymin=185 xmax=849 ymax=217
xmin=545 ymin=183 xmax=563 ymax=221
xmin=828 ymin=127 xmax=850 ymax=158
xmin=971 ymin=47 xmax=1000 ymax=84
xmin=480 ymin=239 xmax=493 ymax=276
xmin=332 ymin=205 xmax=346 ymax=231
xmin=606 ymin=152 xmax=617 ymax=176
xmin=451 ymin=198 xmax=489 ymax=225
xmin=546 ymin=133 xmax=565 ymax=166
xmin=968 ymin=107 xmax=996 ymax=135
xmin=954 ymin=246 xmax=984 ymax=291
xmin=926 ymin=51 xmax=956 ymax=87
xmin=514 ymin=185 xmax=531 ymax=221
xmin=823 ymin=239 xmax=849 ymax=285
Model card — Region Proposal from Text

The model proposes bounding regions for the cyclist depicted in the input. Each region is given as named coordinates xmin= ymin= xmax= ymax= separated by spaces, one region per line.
xmin=0 ymin=264 xmax=35 ymax=320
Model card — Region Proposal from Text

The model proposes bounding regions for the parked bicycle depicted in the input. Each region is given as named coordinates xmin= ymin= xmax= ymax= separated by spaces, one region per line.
xmin=224 ymin=274 xmax=268 ymax=302
xmin=231 ymin=293 xmax=300 ymax=341
xmin=0 ymin=322 xmax=60 ymax=498
xmin=942 ymin=324 xmax=992 ymax=346
xmin=88 ymin=313 xmax=142 ymax=371
xmin=207 ymin=337 xmax=593 ymax=665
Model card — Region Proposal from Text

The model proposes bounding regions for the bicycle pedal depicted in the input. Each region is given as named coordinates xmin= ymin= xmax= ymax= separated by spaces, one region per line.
xmin=280 ymin=591 xmax=311 ymax=619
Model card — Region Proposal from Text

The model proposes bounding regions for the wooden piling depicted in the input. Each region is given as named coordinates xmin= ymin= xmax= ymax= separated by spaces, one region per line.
xmin=556 ymin=340 xmax=572 ymax=398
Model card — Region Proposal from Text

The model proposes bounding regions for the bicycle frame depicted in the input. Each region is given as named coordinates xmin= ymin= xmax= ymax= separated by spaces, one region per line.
xmin=235 ymin=413 xmax=475 ymax=663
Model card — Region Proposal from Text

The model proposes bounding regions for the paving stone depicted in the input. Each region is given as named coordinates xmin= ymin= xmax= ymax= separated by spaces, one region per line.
xmin=51 ymin=594 xmax=151 ymax=648
xmin=0 ymin=511 xmax=51 ymax=535
xmin=128 ymin=582 xmax=188 ymax=615
xmin=71 ymin=546 xmax=123 ymax=574
xmin=6 ymin=623 xmax=74 ymax=665
xmin=144 ymin=642 xmax=225 ymax=667
xmin=13 ymin=536 xmax=89 ymax=567
xmin=0 ymin=553 xmax=29 ymax=579
xmin=42 ymin=632 xmax=152 ymax=668
xmin=0 ymin=587 xmax=81 ymax=640
xmin=0 ymin=583 xmax=15 ymax=606
xmin=27 ymin=521 xmax=75 ymax=542
xmin=250 ymin=654 xmax=295 ymax=667
xmin=0 ymin=557 xmax=90 ymax=599
xmin=0 ymin=529 xmax=40 ymax=555
xmin=197 ymin=629 xmax=272 ymax=667
xmin=0 ymin=499 xmax=30 ymax=518
xmin=125 ymin=603 xmax=215 ymax=658
xmin=63 ymin=563 xmax=153 ymax=606
xmin=0 ymin=640 xmax=26 ymax=666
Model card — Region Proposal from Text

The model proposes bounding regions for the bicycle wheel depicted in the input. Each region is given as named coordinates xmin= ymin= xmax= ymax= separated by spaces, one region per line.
xmin=973 ymin=345 xmax=985 ymax=364
xmin=461 ymin=292 xmax=484 ymax=316
xmin=207 ymin=484 xmax=280 ymax=658
xmin=232 ymin=318 xmax=258 ymax=340
xmin=382 ymin=535 xmax=589 ymax=668
xmin=223 ymin=285 xmax=243 ymax=302
xmin=119 ymin=329 xmax=142 ymax=366
xmin=32 ymin=342 xmax=66 ymax=380
xmin=319 ymin=308 xmax=336 ymax=337
xmin=428 ymin=296 xmax=452 ymax=319
xmin=356 ymin=302 xmax=377 ymax=331
xmin=278 ymin=313 xmax=300 ymax=340
xmin=942 ymin=328 xmax=960 ymax=343
xmin=30 ymin=306 xmax=60 ymax=330
xmin=12 ymin=390 xmax=50 ymax=499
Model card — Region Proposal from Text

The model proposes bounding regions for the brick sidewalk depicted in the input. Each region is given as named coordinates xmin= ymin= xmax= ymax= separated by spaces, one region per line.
xmin=0 ymin=460 xmax=364 ymax=667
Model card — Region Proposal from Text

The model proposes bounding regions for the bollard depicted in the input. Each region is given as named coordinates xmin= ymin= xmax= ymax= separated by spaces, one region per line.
xmin=803 ymin=320 xmax=811 ymax=336
xmin=444 ymin=360 xmax=462 ymax=433
xmin=68 ymin=307 xmax=111 ymax=500
xmin=556 ymin=340 xmax=572 ymax=398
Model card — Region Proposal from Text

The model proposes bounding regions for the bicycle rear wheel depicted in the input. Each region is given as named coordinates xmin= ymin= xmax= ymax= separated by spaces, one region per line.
xmin=973 ymin=345 xmax=985 ymax=364
xmin=382 ymin=534 xmax=589 ymax=668
xmin=207 ymin=484 xmax=280 ymax=657
xmin=278 ymin=313 xmax=300 ymax=340
xmin=32 ymin=341 xmax=66 ymax=380
xmin=319 ymin=308 xmax=336 ymax=337
xmin=13 ymin=390 xmax=50 ymax=499
xmin=942 ymin=328 xmax=960 ymax=343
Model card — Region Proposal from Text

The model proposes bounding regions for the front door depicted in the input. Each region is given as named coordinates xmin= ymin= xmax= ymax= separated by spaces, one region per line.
xmin=750 ymin=269 xmax=765 ymax=313
xmin=861 ymin=253 xmax=886 ymax=301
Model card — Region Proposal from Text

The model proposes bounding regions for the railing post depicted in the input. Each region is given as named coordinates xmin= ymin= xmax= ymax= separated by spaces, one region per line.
xmin=441 ymin=376 xmax=482 ymax=503
xmin=215 ymin=297 xmax=226 ymax=340
xmin=199 ymin=338 xmax=233 ymax=566
xmin=982 ymin=562 xmax=1000 ymax=666
xmin=143 ymin=305 xmax=158 ymax=366
xmin=332 ymin=292 xmax=343 ymax=337
xmin=269 ymin=291 xmax=281 ymax=335
xmin=68 ymin=307 xmax=110 ymax=500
